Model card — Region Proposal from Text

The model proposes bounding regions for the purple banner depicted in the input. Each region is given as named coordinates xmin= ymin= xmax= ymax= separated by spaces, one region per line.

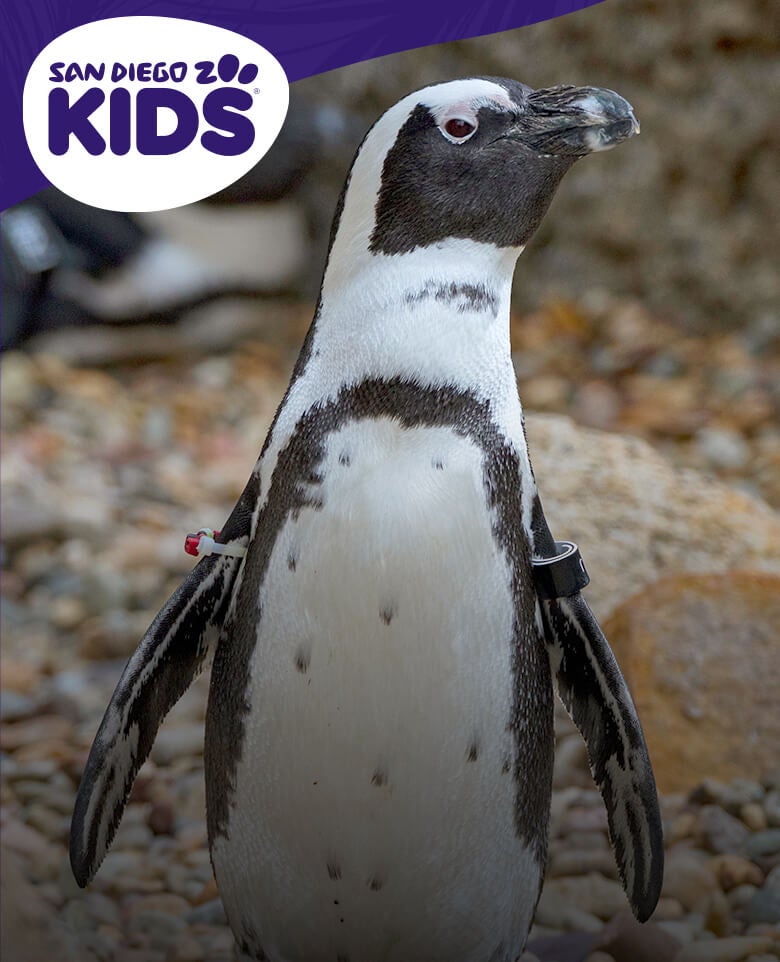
xmin=1 ymin=0 xmax=603 ymax=209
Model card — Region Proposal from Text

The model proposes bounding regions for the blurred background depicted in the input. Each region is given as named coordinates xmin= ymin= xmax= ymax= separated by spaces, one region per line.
xmin=2 ymin=1 xmax=779 ymax=960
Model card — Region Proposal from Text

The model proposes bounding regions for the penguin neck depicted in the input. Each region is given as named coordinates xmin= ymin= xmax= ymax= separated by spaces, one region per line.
xmin=311 ymin=237 xmax=523 ymax=396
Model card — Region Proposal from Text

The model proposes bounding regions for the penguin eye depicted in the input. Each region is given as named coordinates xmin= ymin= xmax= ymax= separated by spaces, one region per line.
xmin=441 ymin=117 xmax=477 ymax=143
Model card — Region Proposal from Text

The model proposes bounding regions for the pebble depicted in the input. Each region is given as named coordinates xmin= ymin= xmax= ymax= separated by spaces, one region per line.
xmin=697 ymin=806 xmax=752 ymax=854
xmin=127 ymin=909 xmax=187 ymax=950
xmin=742 ymin=888 xmax=780 ymax=925
xmin=127 ymin=894 xmax=191 ymax=920
xmin=593 ymin=910 xmax=682 ymax=962
xmin=549 ymin=848 xmax=618 ymax=879
xmin=740 ymin=804 xmax=768 ymax=832
xmin=534 ymin=888 xmax=603 ymax=932
xmin=0 ymin=690 xmax=37 ymax=722
xmin=763 ymin=792 xmax=780 ymax=828
xmin=709 ymin=855 xmax=765 ymax=891
xmin=541 ymin=874 xmax=628 ymax=920
xmin=673 ymin=936 xmax=774 ymax=962
xmin=697 ymin=427 xmax=751 ymax=471
xmin=764 ymin=864 xmax=780 ymax=897
xmin=166 ymin=935 xmax=206 ymax=961
xmin=150 ymin=725 xmax=204 ymax=766
xmin=728 ymin=885 xmax=759 ymax=910
xmin=662 ymin=850 xmax=719 ymax=910
xmin=744 ymin=830 xmax=780 ymax=859
xmin=186 ymin=898 xmax=227 ymax=926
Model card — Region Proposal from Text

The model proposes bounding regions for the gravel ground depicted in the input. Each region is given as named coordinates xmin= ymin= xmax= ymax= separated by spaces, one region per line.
xmin=2 ymin=291 xmax=779 ymax=961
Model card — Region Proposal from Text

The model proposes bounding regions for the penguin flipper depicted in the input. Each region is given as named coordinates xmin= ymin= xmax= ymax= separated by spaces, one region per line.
xmin=70 ymin=477 xmax=257 ymax=887
xmin=541 ymin=591 xmax=664 ymax=922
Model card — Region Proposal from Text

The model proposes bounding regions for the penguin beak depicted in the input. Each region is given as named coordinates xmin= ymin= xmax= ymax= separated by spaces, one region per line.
xmin=515 ymin=85 xmax=640 ymax=156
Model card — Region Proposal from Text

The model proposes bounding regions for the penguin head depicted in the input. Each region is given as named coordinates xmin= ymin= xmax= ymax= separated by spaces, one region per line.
xmin=329 ymin=77 xmax=639 ymax=263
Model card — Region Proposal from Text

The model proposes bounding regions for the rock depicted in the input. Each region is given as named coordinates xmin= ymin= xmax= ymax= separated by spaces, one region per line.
xmin=150 ymin=724 xmax=204 ymax=766
xmin=744 ymin=830 xmax=780 ymax=859
xmin=592 ymin=910 xmax=681 ymax=962
xmin=534 ymin=885 xmax=603 ymax=932
xmin=147 ymin=800 xmax=176 ymax=836
xmin=186 ymin=898 xmax=227 ymax=926
xmin=539 ymin=874 xmax=628 ymax=921
xmin=553 ymin=734 xmax=591 ymax=789
xmin=166 ymin=936 xmax=205 ymax=961
xmin=549 ymin=849 xmax=618 ymax=879
xmin=728 ymin=884 xmax=759 ymax=910
xmin=0 ymin=659 xmax=41 ymax=694
xmin=743 ymin=888 xmax=780 ymax=925
xmin=763 ymin=791 xmax=780 ymax=828
xmin=696 ymin=427 xmax=751 ymax=471
xmin=696 ymin=807 xmax=751 ymax=855
xmin=0 ymin=846 xmax=91 ymax=962
xmin=525 ymin=415 xmax=780 ymax=625
xmin=127 ymin=910 xmax=187 ymax=951
xmin=693 ymin=780 xmax=766 ymax=814
xmin=0 ymin=715 xmax=74 ymax=752
xmin=526 ymin=930 xmax=599 ymax=961
xmin=740 ymin=804 xmax=767 ymax=832
xmin=602 ymin=571 xmax=780 ymax=793
xmin=673 ymin=937 xmax=774 ymax=962
xmin=0 ymin=691 xmax=37 ymax=723
xmin=653 ymin=897 xmax=685 ymax=921
xmin=662 ymin=850 xmax=719 ymax=911
xmin=709 ymin=855 xmax=764 ymax=891
xmin=127 ymin=894 xmax=191 ymax=920
xmin=763 ymin=864 xmax=780 ymax=897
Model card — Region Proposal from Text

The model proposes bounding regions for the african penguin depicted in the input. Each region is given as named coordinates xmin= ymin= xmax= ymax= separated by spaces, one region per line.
xmin=71 ymin=77 xmax=663 ymax=962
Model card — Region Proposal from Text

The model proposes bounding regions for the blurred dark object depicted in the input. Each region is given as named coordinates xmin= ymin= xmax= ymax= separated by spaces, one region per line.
xmin=1 ymin=96 xmax=361 ymax=352
xmin=2 ymin=202 xmax=75 ymax=350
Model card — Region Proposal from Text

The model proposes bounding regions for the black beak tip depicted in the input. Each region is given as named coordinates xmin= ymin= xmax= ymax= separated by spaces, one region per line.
xmin=575 ymin=87 xmax=640 ymax=150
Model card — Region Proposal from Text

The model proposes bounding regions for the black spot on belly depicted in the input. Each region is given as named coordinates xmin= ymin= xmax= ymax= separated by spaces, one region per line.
xmin=287 ymin=549 xmax=298 ymax=571
xmin=308 ymin=470 xmax=324 ymax=485
xmin=379 ymin=604 xmax=395 ymax=625
xmin=327 ymin=860 xmax=342 ymax=880
xmin=294 ymin=647 xmax=310 ymax=674
xmin=371 ymin=768 xmax=387 ymax=787
xmin=338 ymin=451 xmax=351 ymax=466
xmin=467 ymin=739 xmax=479 ymax=762
xmin=501 ymin=755 xmax=512 ymax=774
xmin=367 ymin=876 xmax=383 ymax=891
xmin=432 ymin=457 xmax=444 ymax=470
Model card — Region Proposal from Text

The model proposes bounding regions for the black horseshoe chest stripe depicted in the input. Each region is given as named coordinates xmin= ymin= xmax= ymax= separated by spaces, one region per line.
xmin=205 ymin=376 xmax=553 ymax=862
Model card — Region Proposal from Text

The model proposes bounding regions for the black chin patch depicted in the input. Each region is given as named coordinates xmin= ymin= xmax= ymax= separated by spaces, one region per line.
xmin=369 ymin=104 xmax=575 ymax=256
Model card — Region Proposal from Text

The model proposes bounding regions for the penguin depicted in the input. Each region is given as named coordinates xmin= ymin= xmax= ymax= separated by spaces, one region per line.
xmin=70 ymin=77 xmax=663 ymax=962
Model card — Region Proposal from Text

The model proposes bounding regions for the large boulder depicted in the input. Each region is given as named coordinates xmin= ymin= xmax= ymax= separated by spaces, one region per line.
xmin=525 ymin=412 xmax=780 ymax=792
xmin=525 ymin=413 xmax=780 ymax=621
xmin=603 ymin=571 xmax=780 ymax=793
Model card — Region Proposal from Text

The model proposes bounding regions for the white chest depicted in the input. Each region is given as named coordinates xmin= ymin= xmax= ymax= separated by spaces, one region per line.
xmin=210 ymin=419 xmax=547 ymax=962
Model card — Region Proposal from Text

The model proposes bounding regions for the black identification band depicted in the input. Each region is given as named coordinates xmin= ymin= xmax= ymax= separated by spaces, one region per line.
xmin=532 ymin=540 xmax=590 ymax=599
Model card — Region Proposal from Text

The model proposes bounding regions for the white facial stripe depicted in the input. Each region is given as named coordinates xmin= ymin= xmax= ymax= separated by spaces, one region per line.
xmin=323 ymin=78 xmax=516 ymax=298
xmin=418 ymin=78 xmax=514 ymax=112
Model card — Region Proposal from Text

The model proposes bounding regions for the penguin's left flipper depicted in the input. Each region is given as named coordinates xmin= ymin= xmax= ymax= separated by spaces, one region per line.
xmin=69 ymin=477 xmax=256 ymax=887
xmin=541 ymin=591 xmax=664 ymax=922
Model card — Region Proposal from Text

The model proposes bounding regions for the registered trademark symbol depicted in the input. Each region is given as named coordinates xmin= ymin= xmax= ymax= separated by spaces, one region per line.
xmin=253 ymin=87 xmax=260 ymax=94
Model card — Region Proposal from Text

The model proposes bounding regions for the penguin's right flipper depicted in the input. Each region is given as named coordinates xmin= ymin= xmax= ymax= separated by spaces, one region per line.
xmin=541 ymin=591 xmax=664 ymax=922
xmin=69 ymin=475 xmax=257 ymax=887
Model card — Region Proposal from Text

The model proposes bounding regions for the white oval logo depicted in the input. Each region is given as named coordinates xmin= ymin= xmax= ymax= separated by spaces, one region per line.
xmin=23 ymin=17 xmax=289 ymax=212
